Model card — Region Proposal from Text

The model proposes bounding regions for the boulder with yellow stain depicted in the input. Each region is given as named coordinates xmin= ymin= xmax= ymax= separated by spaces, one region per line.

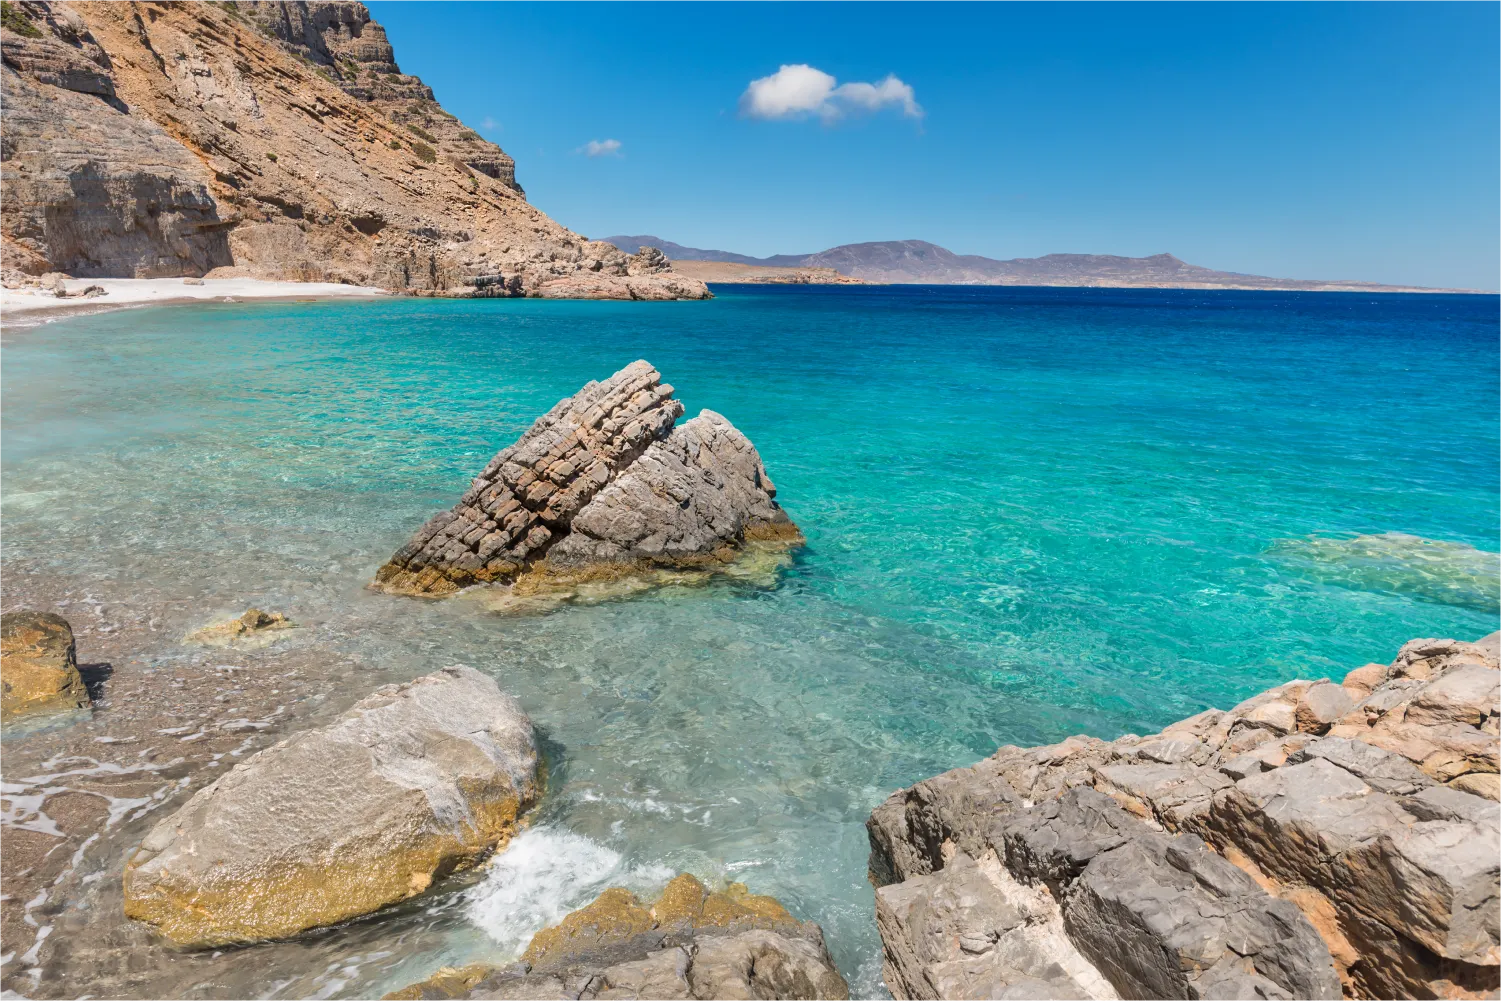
xmin=522 ymin=874 xmax=811 ymax=971
xmin=0 ymin=610 xmax=89 ymax=722
xmin=386 ymin=874 xmax=849 ymax=1000
xmin=123 ymin=665 xmax=537 ymax=947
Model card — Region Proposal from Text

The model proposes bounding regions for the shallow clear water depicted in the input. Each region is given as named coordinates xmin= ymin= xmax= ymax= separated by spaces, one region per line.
xmin=3 ymin=286 xmax=1498 ymax=996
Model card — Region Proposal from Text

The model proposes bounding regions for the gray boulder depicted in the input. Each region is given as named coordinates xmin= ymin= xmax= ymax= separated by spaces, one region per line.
xmin=869 ymin=632 xmax=1501 ymax=1000
xmin=123 ymin=666 xmax=538 ymax=947
xmin=374 ymin=362 xmax=798 ymax=597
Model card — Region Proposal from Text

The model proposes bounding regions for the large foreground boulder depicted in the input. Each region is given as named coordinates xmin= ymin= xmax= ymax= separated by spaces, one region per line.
xmin=387 ymin=873 xmax=849 ymax=1000
xmin=373 ymin=361 xmax=800 ymax=597
xmin=868 ymin=633 xmax=1500 ymax=1000
xmin=0 ymin=610 xmax=89 ymax=722
xmin=123 ymin=666 xmax=538 ymax=947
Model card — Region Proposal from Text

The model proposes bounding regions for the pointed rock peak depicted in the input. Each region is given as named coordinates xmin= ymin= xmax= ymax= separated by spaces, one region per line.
xmin=373 ymin=362 xmax=800 ymax=598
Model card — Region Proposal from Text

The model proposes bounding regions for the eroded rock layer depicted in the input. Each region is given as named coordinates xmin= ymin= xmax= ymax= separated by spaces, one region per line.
xmin=387 ymin=874 xmax=850 ymax=1000
xmin=0 ymin=1 xmax=708 ymax=298
xmin=122 ymin=666 xmax=538 ymax=947
xmin=868 ymin=633 xmax=1500 ymax=1000
xmin=374 ymin=361 xmax=799 ymax=597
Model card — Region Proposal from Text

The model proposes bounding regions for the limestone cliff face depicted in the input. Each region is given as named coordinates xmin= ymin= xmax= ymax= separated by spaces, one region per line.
xmin=0 ymin=1 xmax=708 ymax=298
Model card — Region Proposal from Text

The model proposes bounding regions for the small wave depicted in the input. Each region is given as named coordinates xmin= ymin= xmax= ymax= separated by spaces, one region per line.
xmin=463 ymin=826 xmax=672 ymax=957
xmin=1269 ymin=532 xmax=1500 ymax=612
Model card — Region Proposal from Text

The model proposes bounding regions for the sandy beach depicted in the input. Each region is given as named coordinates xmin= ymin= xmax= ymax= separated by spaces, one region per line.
xmin=0 ymin=277 xmax=390 ymax=327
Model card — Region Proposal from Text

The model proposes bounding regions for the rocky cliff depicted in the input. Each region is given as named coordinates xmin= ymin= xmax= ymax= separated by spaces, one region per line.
xmin=868 ymin=633 xmax=1500 ymax=1000
xmin=0 ymin=1 xmax=709 ymax=299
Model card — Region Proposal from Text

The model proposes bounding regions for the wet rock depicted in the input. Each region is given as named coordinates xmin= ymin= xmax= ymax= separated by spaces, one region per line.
xmin=868 ymin=632 xmax=1500 ymax=999
xmin=386 ymin=874 xmax=848 ymax=1000
xmin=184 ymin=607 xmax=294 ymax=647
xmin=374 ymin=361 xmax=798 ymax=598
xmin=0 ymin=609 xmax=89 ymax=721
xmin=522 ymin=874 xmax=818 ymax=970
xmin=122 ymin=666 xmax=538 ymax=947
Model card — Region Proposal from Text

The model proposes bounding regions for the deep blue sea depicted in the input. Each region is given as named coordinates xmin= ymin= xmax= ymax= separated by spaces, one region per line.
xmin=3 ymin=285 xmax=1497 ymax=996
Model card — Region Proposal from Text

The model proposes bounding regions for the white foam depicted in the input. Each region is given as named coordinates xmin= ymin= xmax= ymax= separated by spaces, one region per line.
xmin=464 ymin=826 xmax=671 ymax=958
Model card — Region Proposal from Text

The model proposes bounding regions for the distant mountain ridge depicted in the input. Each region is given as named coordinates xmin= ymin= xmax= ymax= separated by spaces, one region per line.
xmin=603 ymin=236 xmax=1468 ymax=292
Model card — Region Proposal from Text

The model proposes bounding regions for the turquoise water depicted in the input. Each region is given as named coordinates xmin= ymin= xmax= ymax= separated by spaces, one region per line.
xmin=3 ymin=286 xmax=1497 ymax=996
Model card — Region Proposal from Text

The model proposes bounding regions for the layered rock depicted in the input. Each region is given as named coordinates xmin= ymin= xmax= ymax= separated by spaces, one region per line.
xmin=123 ymin=666 xmax=538 ymax=947
xmin=1 ymin=1 xmax=708 ymax=299
xmin=0 ymin=609 xmax=89 ymax=721
xmin=374 ymin=361 xmax=799 ymax=597
xmin=387 ymin=874 xmax=849 ymax=1000
xmin=868 ymin=633 xmax=1500 ymax=1000
xmin=0 ymin=2 xmax=233 ymax=277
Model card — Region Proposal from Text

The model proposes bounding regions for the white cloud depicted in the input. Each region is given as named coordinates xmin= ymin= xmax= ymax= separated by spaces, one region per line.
xmin=739 ymin=64 xmax=922 ymax=122
xmin=578 ymin=138 xmax=623 ymax=157
xmin=480 ymin=116 xmax=500 ymax=131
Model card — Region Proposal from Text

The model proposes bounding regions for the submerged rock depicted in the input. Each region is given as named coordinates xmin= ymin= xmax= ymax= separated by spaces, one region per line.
xmin=386 ymin=873 xmax=849 ymax=1000
xmin=867 ymin=632 xmax=1500 ymax=1000
xmin=123 ymin=666 xmax=538 ymax=947
xmin=373 ymin=361 xmax=800 ymax=598
xmin=0 ymin=610 xmax=89 ymax=722
xmin=184 ymin=607 xmax=294 ymax=647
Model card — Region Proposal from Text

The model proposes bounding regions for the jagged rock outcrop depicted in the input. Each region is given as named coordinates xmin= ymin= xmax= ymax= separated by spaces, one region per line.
xmin=868 ymin=633 xmax=1500 ymax=1000
xmin=122 ymin=666 xmax=538 ymax=947
xmin=373 ymin=360 xmax=799 ymax=597
xmin=0 ymin=1 xmax=708 ymax=298
xmin=0 ymin=609 xmax=89 ymax=722
xmin=386 ymin=874 xmax=850 ymax=1000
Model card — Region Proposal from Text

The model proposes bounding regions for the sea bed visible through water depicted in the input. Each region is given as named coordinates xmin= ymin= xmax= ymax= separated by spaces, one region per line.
xmin=2 ymin=285 xmax=1497 ymax=999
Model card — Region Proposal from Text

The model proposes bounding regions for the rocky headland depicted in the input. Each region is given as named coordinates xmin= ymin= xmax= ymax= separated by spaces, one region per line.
xmin=374 ymin=360 xmax=800 ymax=599
xmin=609 ymin=237 xmax=1480 ymax=293
xmin=868 ymin=632 xmax=1500 ymax=1000
xmin=667 ymin=259 xmax=870 ymax=286
xmin=0 ymin=1 xmax=707 ymax=300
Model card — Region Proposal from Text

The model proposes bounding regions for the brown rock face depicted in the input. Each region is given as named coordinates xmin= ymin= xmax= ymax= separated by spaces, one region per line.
xmin=0 ymin=609 xmax=89 ymax=721
xmin=374 ymin=360 xmax=798 ymax=597
xmin=867 ymin=632 xmax=1500 ymax=1001
xmin=0 ymin=1 xmax=708 ymax=299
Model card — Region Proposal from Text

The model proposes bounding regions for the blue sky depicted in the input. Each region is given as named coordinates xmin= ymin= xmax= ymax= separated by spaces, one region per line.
xmin=367 ymin=2 xmax=1499 ymax=289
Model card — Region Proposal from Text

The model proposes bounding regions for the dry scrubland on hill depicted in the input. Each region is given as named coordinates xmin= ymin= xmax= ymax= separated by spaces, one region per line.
xmin=0 ymin=0 xmax=707 ymax=299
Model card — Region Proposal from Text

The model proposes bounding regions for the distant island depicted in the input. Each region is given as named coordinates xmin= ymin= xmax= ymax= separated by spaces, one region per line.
xmin=605 ymin=236 xmax=1481 ymax=293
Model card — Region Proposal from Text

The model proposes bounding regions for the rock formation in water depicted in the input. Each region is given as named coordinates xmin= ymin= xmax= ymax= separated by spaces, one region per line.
xmin=374 ymin=360 xmax=800 ymax=597
xmin=867 ymin=632 xmax=1500 ymax=1000
xmin=0 ymin=610 xmax=89 ymax=722
xmin=0 ymin=1 xmax=708 ymax=299
xmin=387 ymin=873 xmax=850 ymax=1000
xmin=122 ymin=666 xmax=538 ymax=947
